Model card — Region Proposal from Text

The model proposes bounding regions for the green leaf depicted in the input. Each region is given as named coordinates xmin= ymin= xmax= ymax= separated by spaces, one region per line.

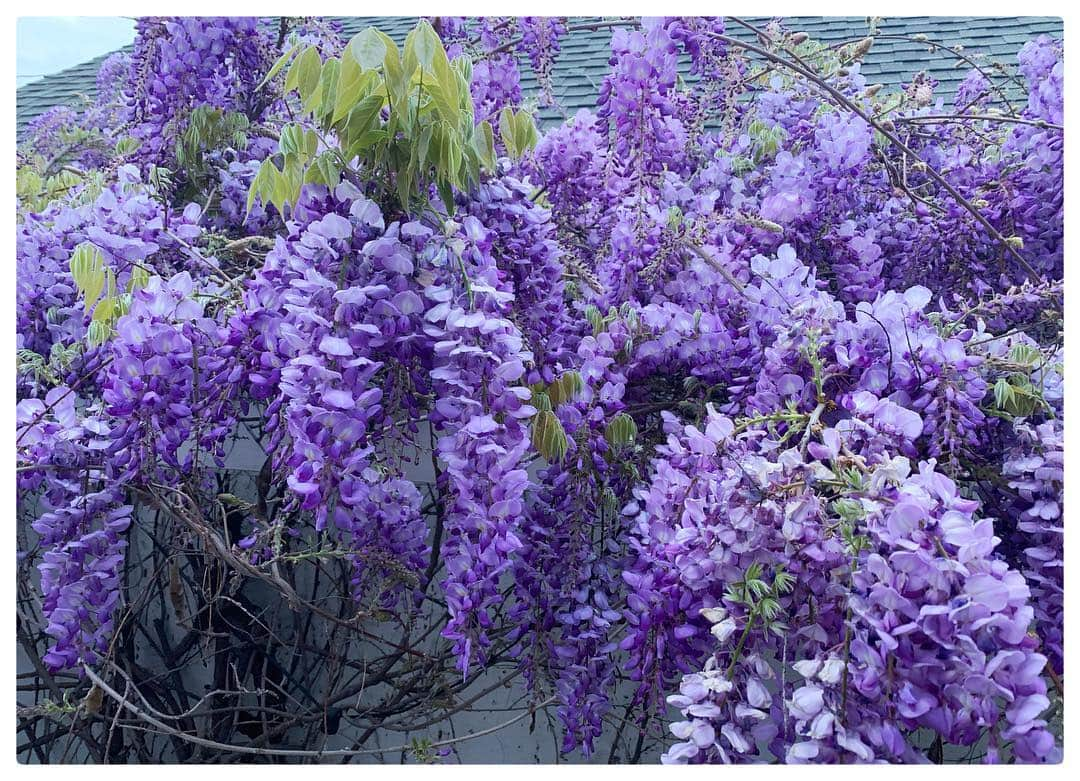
xmin=409 ymin=121 xmax=433 ymax=182
xmin=531 ymin=391 xmax=552 ymax=413
xmin=312 ymin=57 xmax=340 ymax=118
xmin=279 ymin=124 xmax=317 ymax=162
xmin=547 ymin=371 xmax=584 ymax=407
xmin=16 ymin=168 xmax=43 ymax=200
xmin=499 ymin=107 xmax=517 ymax=158
xmin=774 ymin=570 xmax=796 ymax=594
xmin=334 ymin=49 xmax=372 ymax=125
xmin=604 ymin=413 xmax=638 ymax=448
xmin=349 ymin=27 xmax=388 ymax=70
xmin=513 ymin=110 xmax=538 ymax=155
xmin=258 ymin=43 xmax=298 ymax=90
xmin=437 ymin=178 xmax=455 ymax=215
xmin=70 ymin=243 xmax=106 ymax=313
xmin=379 ymin=31 xmax=411 ymax=111
xmin=304 ymin=153 xmax=341 ymax=188
xmin=993 ymin=378 xmax=1013 ymax=410
xmin=397 ymin=163 xmax=415 ymax=212
xmin=452 ymin=55 xmax=473 ymax=89
xmin=1008 ymin=343 xmax=1041 ymax=366
xmin=247 ymin=156 xmax=287 ymax=216
xmin=345 ymin=129 xmax=389 ymax=159
xmin=342 ymin=93 xmax=386 ymax=148
xmin=584 ymin=305 xmax=604 ymax=335
xmin=428 ymin=39 xmax=460 ymax=125
xmin=91 ymin=294 xmax=115 ymax=323
xmin=81 ymin=265 xmax=106 ymax=314
xmin=277 ymin=157 xmax=304 ymax=213
xmin=87 ymin=320 xmax=111 ymax=347
xmin=113 ymin=136 xmax=139 ymax=158
xmin=408 ymin=19 xmax=440 ymax=69
xmin=445 ymin=132 xmax=462 ymax=187
xmin=128 ymin=265 xmax=151 ymax=293
xmin=258 ymin=159 xmax=289 ymax=217
xmin=285 ymin=46 xmax=323 ymax=105
xmin=473 ymin=120 xmax=497 ymax=172
xmin=531 ymin=409 xmax=568 ymax=462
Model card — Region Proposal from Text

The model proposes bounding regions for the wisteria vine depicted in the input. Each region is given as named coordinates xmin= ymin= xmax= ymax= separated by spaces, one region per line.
xmin=16 ymin=15 xmax=1063 ymax=764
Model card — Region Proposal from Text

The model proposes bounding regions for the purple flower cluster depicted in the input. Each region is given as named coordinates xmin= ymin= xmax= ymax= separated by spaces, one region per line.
xmin=103 ymin=271 xmax=236 ymax=480
xmin=16 ymin=164 xmax=201 ymax=359
xmin=124 ymin=17 xmax=273 ymax=166
xmin=425 ymin=214 xmax=536 ymax=673
xmin=651 ymin=407 xmax=1055 ymax=763
xmin=519 ymin=17 xmax=567 ymax=106
xmin=231 ymin=185 xmax=433 ymax=605
xmin=34 ymin=488 xmax=132 ymax=670
xmin=1003 ymin=419 xmax=1064 ymax=677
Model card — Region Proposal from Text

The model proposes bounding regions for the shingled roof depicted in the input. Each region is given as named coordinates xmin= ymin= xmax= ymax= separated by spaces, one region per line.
xmin=16 ymin=16 xmax=1063 ymax=136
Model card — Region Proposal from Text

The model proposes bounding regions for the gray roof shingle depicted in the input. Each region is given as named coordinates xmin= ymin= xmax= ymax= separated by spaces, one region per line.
xmin=16 ymin=16 xmax=1063 ymax=137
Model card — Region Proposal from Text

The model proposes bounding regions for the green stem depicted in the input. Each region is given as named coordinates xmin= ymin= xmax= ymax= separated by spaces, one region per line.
xmin=726 ymin=613 xmax=757 ymax=680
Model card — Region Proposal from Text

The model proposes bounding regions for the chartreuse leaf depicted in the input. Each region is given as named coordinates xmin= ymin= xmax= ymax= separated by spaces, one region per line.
xmin=415 ymin=123 xmax=433 ymax=174
xmin=497 ymin=107 xmax=539 ymax=160
xmin=70 ymin=243 xmax=106 ymax=314
xmin=87 ymin=321 xmax=111 ymax=347
xmin=531 ymin=391 xmax=553 ymax=413
xmin=251 ymin=20 xmax=494 ymax=217
xmin=128 ymin=264 xmax=151 ymax=293
xmin=285 ymin=46 xmax=323 ymax=104
xmin=16 ymin=168 xmax=43 ymax=200
xmin=994 ymin=378 xmax=1013 ymax=410
xmin=91 ymin=294 xmax=115 ymax=324
xmin=279 ymin=124 xmax=317 ymax=162
xmin=605 ymin=413 xmax=638 ymax=448
xmin=349 ymin=27 xmax=388 ymax=70
xmin=334 ymin=47 xmax=372 ymax=125
xmin=304 ymin=153 xmax=341 ymax=188
xmin=312 ymin=57 xmax=340 ymax=119
xmin=437 ymin=178 xmax=455 ymax=214
xmin=445 ymin=133 xmax=462 ymax=188
xmin=408 ymin=20 xmax=440 ymax=69
xmin=473 ymin=120 xmax=497 ymax=172
xmin=248 ymin=157 xmax=281 ymax=216
xmin=1009 ymin=343 xmax=1042 ymax=367
xmin=379 ymin=31 xmax=411 ymax=111
xmin=513 ymin=110 xmax=538 ymax=156
xmin=499 ymin=107 xmax=518 ymax=158
xmin=342 ymin=93 xmax=386 ymax=149
xmin=113 ymin=136 xmax=139 ymax=158
xmin=452 ymin=56 xmax=473 ymax=97
xmin=427 ymin=35 xmax=460 ymax=125
xmin=531 ymin=410 xmax=568 ymax=463
xmin=546 ymin=371 xmax=584 ymax=407
xmin=584 ymin=305 xmax=605 ymax=335
xmin=258 ymin=42 xmax=298 ymax=90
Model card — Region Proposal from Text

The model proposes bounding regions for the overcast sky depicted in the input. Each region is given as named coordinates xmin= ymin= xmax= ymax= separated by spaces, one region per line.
xmin=16 ymin=17 xmax=136 ymax=88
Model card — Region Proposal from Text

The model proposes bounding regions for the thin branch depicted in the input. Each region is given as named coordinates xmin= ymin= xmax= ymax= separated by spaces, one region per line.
xmin=706 ymin=20 xmax=1039 ymax=280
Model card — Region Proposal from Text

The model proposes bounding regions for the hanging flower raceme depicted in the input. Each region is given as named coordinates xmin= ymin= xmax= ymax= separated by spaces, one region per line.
xmin=102 ymin=271 xmax=235 ymax=482
xmin=231 ymin=186 xmax=433 ymax=608
xmin=1003 ymin=419 xmax=1064 ymax=678
xmin=124 ymin=16 xmax=274 ymax=166
xmin=424 ymin=214 xmax=536 ymax=674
